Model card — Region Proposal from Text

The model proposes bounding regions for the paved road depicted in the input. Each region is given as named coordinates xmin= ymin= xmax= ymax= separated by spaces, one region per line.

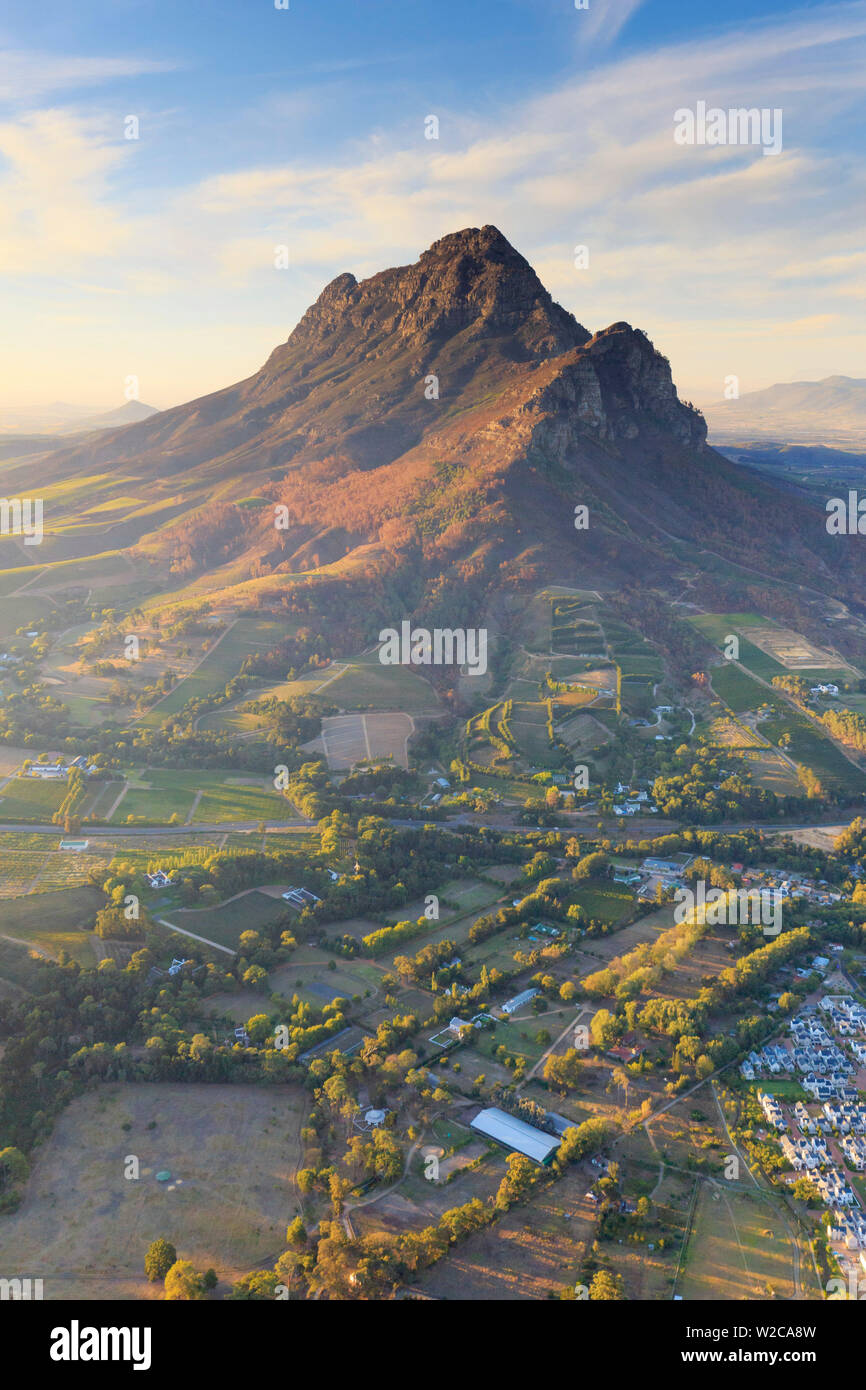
xmin=0 ymin=813 xmax=852 ymax=839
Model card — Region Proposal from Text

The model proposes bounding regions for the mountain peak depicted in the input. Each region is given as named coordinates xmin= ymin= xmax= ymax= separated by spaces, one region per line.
xmin=283 ymin=224 xmax=588 ymax=361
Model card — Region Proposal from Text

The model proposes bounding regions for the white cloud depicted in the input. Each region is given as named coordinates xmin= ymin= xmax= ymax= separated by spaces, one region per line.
xmin=0 ymin=109 xmax=132 ymax=273
xmin=2 ymin=3 xmax=866 ymax=403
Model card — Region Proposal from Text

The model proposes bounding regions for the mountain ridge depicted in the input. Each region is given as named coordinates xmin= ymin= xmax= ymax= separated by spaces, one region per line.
xmin=11 ymin=226 xmax=863 ymax=617
xmin=704 ymin=374 xmax=866 ymax=444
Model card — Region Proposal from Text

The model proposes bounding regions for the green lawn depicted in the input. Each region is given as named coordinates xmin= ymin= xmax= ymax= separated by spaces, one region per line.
xmin=571 ymin=879 xmax=635 ymax=924
xmin=473 ymin=1019 xmax=550 ymax=1065
xmin=746 ymin=1079 xmax=808 ymax=1101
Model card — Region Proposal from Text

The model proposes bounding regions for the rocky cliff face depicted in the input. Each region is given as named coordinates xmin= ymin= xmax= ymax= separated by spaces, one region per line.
xmin=521 ymin=323 xmax=707 ymax=449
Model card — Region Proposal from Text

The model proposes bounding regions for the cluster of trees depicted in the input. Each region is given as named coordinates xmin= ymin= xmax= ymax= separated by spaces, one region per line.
xmin=771 ymin=674 xmax=866 ymax=761
xmin=635 ymin=927 xmax=812 ymax=1057
xmin=583 ymin=909 xmax=711 ymax=1001
xmin=361 ymin=917 xmax=430 ymax=957
xmin=393 ymin=938 xmax=461 ymax=986
xmin=651 ymin=755 xmax=787 ymax=823
xmin=144 ymin=1238 xmax=217 ymax=1300
xmin=93 ymin=903 xmax=148 ymax=941
xmin=0 ymin=1145 xmax=28 ymax=1213
xmin=230 ymin=1110 xmax=613 ymax=1300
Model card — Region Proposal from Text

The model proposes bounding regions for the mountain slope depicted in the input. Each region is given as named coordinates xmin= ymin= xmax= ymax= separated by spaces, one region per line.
xmin=13 ymin=226 xmax=864 ymax=614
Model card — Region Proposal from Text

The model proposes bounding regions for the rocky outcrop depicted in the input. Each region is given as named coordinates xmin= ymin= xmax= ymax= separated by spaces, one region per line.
xmin=520 ymin=324 xmax=707 ymax=448
xmin=279 ymin=224 xmax=589 ymax=361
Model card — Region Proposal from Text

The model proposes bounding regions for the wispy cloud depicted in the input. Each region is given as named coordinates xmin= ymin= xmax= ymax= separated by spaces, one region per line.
xmin=0 ymin=50 xmax=178 ymax=103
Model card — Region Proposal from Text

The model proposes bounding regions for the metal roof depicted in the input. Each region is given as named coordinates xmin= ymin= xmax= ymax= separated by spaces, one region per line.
xmin=470 ymin=1107 xmax=560 ymax=1164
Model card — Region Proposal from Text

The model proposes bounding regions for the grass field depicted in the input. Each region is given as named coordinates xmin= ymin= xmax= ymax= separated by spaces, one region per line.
xmin=0 ymin=775 xmax=68 ymax=822
xmin=108 ymin=768 xmax=288 ymax=826
xmin=571 ymin=879 xmax=635 ymax=924
xmin=162 ymin=888 xmax=293 ymax=950
xmin=323 ymin=652 xmax=441 ymax=712
xmin=707 ymin=663 xmax=770 ymax=712
xmin=739 ymin=748 xmax=803 ymax=794
xmin=269 ymin=947 xmax=384 ymax=1006
xmin=377 ymin=879 xmax=509 ymax=968
xmin=678 ymin=1183 xmax=806 ymax=1301
xmin=744 ymin=1079 xmax=809 ymax=1101
xmin=0 ymin=1082 xmax=305 ymax=1300
xmin=137 ymin=617 xmax=290 ymax=723
xmin=761 ymin=712 xmax=866 ymax=794
xmin=0 ymin=885 xmax=102 ymax=977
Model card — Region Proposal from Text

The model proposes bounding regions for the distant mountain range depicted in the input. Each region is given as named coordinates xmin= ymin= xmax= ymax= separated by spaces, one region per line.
xmin=7 ymin=227 xmax=863 ymax=616
xmin=703 ymin=375 xmax=866 ymax=444
xmin=0 ymin=398 xmax=159 ymax=436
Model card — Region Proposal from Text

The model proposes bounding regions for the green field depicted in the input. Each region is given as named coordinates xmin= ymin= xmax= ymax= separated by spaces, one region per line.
xmin=0 ymin=885 xmax=102 ymax=978
xmin=137 ymin=617 xmax=290 ymax=723
xmin=159 ymin=889 xmax=293 ymax=950
xmin=746 ymin=1079 xmax=808 ymax=1101
xmin=571 ymin=879 xmax=635 ymax=924
xmin=709 ymin=664 xmax=770 ymax=712
xmin=472 ymin=1018 xmax=550 ymax=1066
xmin=0 ymin=776 xmax=68 ymax=822
xmin=689 ymin=613 xmax=787 ymax=680
xmin=761 ymin=712 xmax=866 ymax=794
xmin=108 ymin=768 xmax=289 ymax=826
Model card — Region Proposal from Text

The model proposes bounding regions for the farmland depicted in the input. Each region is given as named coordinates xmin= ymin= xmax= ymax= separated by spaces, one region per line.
xmin=159 ymin=888 xmax=295 ymax=951
xmin=690 ymin=612 xmax=856 ymax=685
xmin=0 ymin=776 xmax=68 ymax=822
xmin=678 ymin=1183 xmax=805 ymax=1301
xmin=761 ymin=711 xmax=866 ymax=794
xmin=107 ymin=769 xmax=289 ymax=826
xmin=707 ymin=663 xmax=769 ymax=712
xmin=0 ymin=1083 xmax=305 ymax=1300
xmin=137 ymin=616 xmax=291 ymax=723
xmin=0 ymin=884 xmax=103 ymax=976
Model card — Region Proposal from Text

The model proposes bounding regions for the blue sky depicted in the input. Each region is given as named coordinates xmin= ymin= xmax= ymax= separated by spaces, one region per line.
xmin=1 ymin=0 xmax=864 ymax=411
